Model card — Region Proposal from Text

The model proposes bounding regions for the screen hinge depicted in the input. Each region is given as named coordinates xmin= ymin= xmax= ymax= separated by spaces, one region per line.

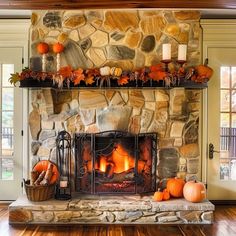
xmin=22 ymin=58 xmax=24 ymax=64
xmin=21 ymin=130 xmax=24 ymax=136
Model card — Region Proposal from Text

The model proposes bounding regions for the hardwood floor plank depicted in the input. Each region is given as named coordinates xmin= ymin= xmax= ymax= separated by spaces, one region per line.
xmin=145 ymin=225 xmax=183 ymax=236
xmin=178 ymin=225 xmax=205 ymax=236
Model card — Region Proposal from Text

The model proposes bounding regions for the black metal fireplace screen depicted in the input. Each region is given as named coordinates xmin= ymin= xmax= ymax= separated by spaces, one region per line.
xmin=75 ymin=131 xmax=157 ymax=194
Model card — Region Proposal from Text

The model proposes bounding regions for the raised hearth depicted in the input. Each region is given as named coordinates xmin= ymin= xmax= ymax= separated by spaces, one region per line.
xmin=9 ymin=195 xmax=214 ymax=225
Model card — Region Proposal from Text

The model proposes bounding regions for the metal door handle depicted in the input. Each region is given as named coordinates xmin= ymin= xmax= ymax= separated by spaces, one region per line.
xmin=209 ymin=143 xmax=220 ymax=159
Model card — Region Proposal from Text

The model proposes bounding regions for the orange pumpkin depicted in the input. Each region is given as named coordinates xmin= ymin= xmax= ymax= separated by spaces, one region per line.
xmin=162 ymin=188 xmax=170 ymax=201
xmin=167 ymin=177 xmax=185 ymax=198
xmin=183 ymin=180 xmax=206 ymax=203
xmin=37 ymin=42 xmax=49 ymax=54
xmin=33 ymin=160 xmax=59 ymax=185
xmin=53 ymin=42 xmax=64 ymax=54
xmin=195 ymin=64 xmax=213 ymax=80
xmin=153 ymin=188 xmax=163 ymax=202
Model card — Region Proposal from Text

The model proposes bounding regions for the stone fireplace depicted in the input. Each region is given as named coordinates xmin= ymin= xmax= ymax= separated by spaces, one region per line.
xmin=8 ymin=9 xmax=216 ymax=225
xmin=75 ymin=131 xmax=157 ymax=194
xmin=29 ymin=88 xmax=201 ymax=189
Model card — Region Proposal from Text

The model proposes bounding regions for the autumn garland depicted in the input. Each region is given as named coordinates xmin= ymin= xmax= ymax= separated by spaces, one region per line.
xmin=9 ymin=63 xmax=213 ymax=88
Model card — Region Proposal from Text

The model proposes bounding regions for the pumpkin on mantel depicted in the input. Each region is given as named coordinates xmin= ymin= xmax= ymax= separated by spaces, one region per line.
xmin=183 ymin=180 xmax=206 ymax=203
xmin=37 ymin=42 xmax=49 ymax=54
xmin=166 ymin=177 xmax=185 ymax=198
xmin=52 ymin=42 xmax=64 ymax=54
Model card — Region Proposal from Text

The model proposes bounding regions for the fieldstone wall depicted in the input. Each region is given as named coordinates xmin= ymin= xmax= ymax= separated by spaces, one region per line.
xmin=30 ymin=10 xmax=201 ymax=70
xmin=29 ymin=88 xmax=201 ymax=185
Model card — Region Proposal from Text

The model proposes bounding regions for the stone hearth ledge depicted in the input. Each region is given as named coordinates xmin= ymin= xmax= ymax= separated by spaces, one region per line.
xmin=9 ymin=195 xmax=214 ymax=224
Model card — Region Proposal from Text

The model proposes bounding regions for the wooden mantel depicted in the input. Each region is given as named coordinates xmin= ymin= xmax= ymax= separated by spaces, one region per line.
xmin=0 ymin=0 xmax=236 ymax=9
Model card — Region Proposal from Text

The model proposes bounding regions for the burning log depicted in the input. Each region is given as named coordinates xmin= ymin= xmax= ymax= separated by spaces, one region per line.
xmin=105 ymin=162 xmax=115 ymax=178
xmin=96 ymin=168 xmax=135 ymax=183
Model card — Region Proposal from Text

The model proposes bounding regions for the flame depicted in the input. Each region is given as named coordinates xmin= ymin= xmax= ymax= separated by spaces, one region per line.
xmin=100 ymin=156 xmax=107 ymax=172
xmin=98 ymin=143 xmax=134 ymax=173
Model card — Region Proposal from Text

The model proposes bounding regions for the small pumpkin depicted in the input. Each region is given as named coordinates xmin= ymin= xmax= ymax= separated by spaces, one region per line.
xmin=162 ymin=188 xmax=170 ymax=201
xmin=194 ymin=58 xmax=213 ymax=82
xmin=183 ymin=180 xmax=206 ymax=203
xmin=37 ymin=42 xmax=49 ymax=54
xmin=53 ymin=42 xmax=64 ymax=54
xmin=110 ymin=67 xmax=122 ymax=77
xmin=167 ymin=177 xmax=185 ymax=198
xmin=99 ymin=66 xmax=111 ymax=76
xmin=153 ymin=188 xmax=163 ymax=202
xmin=33 ymin=160 xmax=59 ymax=185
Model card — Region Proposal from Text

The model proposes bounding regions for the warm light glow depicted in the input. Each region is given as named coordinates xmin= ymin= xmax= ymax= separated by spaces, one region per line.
xmin=98 ymin=143 xmax=134 ymax=173
xmin=100 ymin=156 xmax=107 ymax=172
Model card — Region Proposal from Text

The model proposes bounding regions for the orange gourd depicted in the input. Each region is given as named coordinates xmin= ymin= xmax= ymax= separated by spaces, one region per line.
xmin=162 ymin=188 xmax=170 ymax=201
xmin=167 ymin=177 xmax=185 ymax=198
xmin=33 ymin=160 xmax=59 ymax=185
xmin=153 ymin=188 xmax=163 ymax=202
xmin=37 ymin=42 xmax=49 ymax=54
xmin=53 ymin=42 xmax=64 ymax=54
xmin=183 ymin=180 xmax=206 ymax=203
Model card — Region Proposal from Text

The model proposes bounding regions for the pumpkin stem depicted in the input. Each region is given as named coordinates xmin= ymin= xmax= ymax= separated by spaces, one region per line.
xmin=204 ymin=58 xmax=208 ymax=66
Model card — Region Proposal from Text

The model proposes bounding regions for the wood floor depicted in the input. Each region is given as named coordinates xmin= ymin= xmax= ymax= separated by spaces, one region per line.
xmin=1 ymin=204 xmax=236 ymax=236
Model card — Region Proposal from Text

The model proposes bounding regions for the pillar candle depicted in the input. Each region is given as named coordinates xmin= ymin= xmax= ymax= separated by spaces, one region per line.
xmin=178 ymin=44 xmax=187 ymax=61
xmin=60 ymin=180 xmax=68 ymax=188
xmin=162 ymin=43 xmax=171 ymax=60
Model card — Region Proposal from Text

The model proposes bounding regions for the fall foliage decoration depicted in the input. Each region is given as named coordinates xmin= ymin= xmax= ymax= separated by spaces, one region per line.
xmin=153 ymin=188 xmax=164 ymax=202
xmin=167 ymin=177 xmax=185 ymax=198
xmin=183 ymin=180 xmax=206 ymax=203
xmin=9 ymin=60 xmax=214 ymax=88
xmin=33 ymin=160 xmax=59 ymax=185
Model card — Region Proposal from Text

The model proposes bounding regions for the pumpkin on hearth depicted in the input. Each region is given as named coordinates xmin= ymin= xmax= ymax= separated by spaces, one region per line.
xmin=183 ymin=180 xmax=206 ymax=203
xmin=166 ymin=177 xmax=185 ymax=198
xmin=153 ymin=188 xmax=163 ymax=202
xmin=33 ymin=160 xmax=59 ymax=185
xmin=52 ymin=42 xmax=64 ymax=54
xmin=110 ymin=67 xmax=122 ymax=77
xmin=162 ymin=188 xmax=170 ymax=201
xmin=37 ymin=42 xmax=49 ymax=54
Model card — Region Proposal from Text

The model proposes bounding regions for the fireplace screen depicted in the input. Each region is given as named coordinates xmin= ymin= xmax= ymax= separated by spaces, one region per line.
xmin=75 ymin=131 xmax=157 ymax=194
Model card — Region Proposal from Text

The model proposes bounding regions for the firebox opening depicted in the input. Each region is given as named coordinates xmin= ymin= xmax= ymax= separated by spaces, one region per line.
xmin=75 ymin=131 xmax=157 ymax=195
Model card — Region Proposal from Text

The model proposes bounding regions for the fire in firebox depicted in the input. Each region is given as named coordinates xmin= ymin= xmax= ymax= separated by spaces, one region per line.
xmin=75 ymin=131 xmax=157 ymax=195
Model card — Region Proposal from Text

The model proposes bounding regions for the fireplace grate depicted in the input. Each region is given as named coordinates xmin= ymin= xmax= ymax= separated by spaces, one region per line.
xmin=75 ymin=131 xmax=157 ymax=195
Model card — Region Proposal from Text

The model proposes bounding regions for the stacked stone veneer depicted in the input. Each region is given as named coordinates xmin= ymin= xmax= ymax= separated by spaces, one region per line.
xmin=9 ymin=195 xmax=214 ymax=224
xmin=30 ymin=10 xmax=201 ymax=70
xmin=29 ymin=88 xmax=201 ymax=185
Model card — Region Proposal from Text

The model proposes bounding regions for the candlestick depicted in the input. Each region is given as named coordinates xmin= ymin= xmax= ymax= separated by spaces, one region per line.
xmin=178 ymin=44 xmax=187 ymax=61
xmin=42 ymin=54 xmax=46 ymax=72
xmin=56 ymin=53 xmax=60 ymax=72
xmin=162 ymin=43 xmax=171 ymax=60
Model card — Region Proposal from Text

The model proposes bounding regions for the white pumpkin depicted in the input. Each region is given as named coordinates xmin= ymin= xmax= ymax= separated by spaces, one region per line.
xmin=100 ymin=66 xmax=111 ymax=76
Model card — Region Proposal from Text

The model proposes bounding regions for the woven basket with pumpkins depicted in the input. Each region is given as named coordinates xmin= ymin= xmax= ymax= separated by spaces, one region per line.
xmin=24 ymin=160 xmax=59 ymax=201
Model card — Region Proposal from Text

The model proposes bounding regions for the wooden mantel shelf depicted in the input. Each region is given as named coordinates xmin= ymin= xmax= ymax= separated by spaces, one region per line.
xmin=0 ymin=0 xmax=236 ymax=9
xmin=19 ymin=78 xmax=207 ymax=89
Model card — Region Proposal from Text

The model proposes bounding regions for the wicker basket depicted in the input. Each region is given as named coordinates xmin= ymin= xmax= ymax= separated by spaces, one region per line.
xmin=24 ymin=179 xmax=55 ymax=201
